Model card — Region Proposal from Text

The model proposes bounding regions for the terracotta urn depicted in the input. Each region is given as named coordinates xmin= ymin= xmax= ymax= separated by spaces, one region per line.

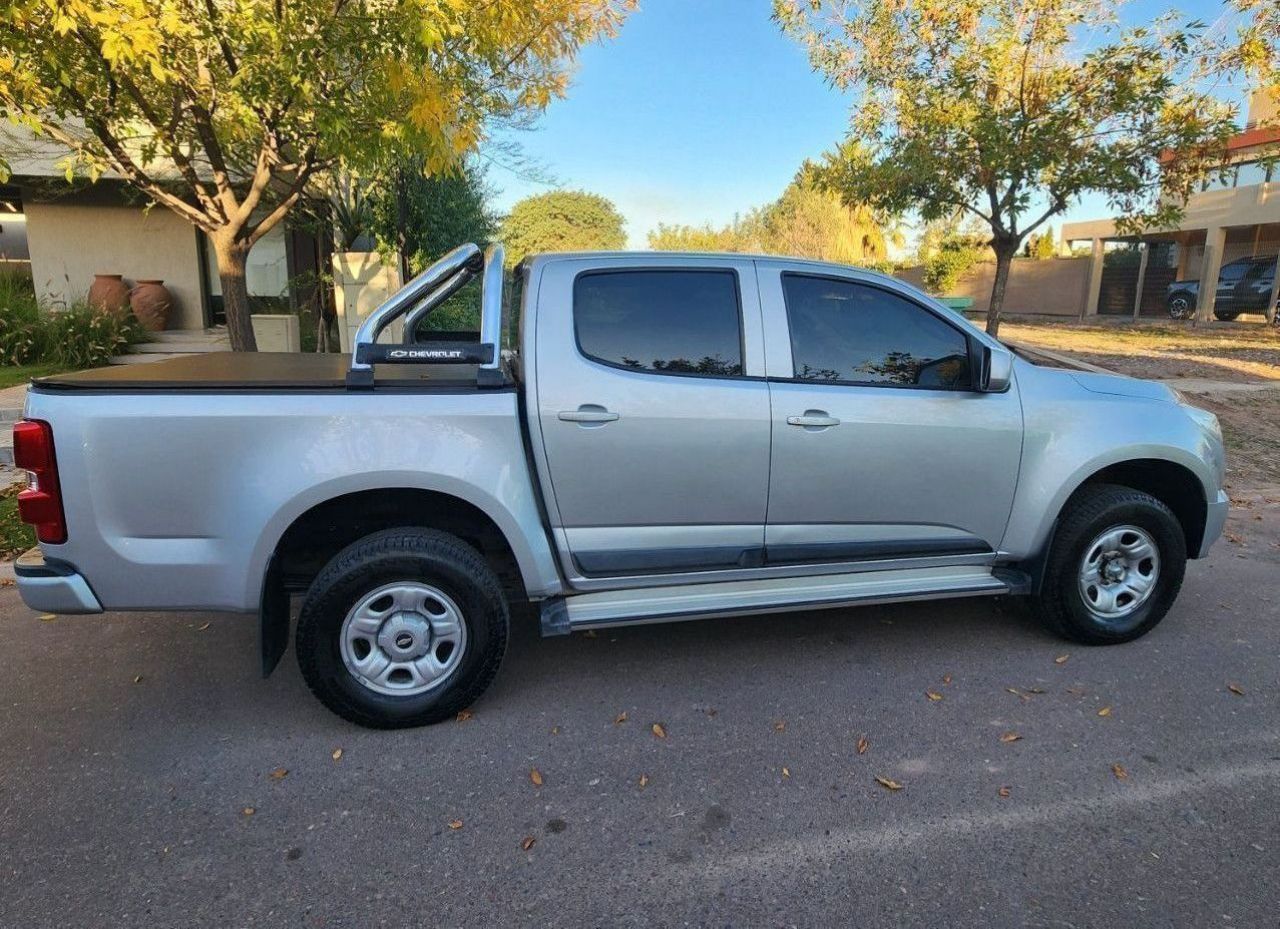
xmin=129 ymin=279 xmax=174 ymax=332
xmin=88 ymin=273 xmax=132 ymax=317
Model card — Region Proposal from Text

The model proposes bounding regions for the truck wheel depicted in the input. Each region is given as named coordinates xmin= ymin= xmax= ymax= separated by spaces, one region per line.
xmin=1032 ymin=485 xmax=1186 ymax=645
xmin=1166 ymin=292 xmax=1195 ymax=319
xmin=296 ymin=528 xmax=508 ymax=729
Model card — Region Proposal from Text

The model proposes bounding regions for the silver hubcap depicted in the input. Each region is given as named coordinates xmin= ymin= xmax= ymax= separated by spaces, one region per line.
xmin=340 ymin=582 xmax=467 ymax=696
xmin=1078 ymin=525 xmax=1160 ymax=622
xmin=1169 ymin=298 xmax=1189 ymax=317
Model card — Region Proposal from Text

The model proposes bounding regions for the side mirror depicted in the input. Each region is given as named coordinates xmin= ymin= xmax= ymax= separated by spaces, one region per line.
xmin=977 ymin=343 xmax=1013 ymax=392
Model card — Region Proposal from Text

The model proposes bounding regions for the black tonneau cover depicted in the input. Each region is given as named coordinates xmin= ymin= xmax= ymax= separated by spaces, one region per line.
xmin=32 ymin=352 xmax=510 ymax=392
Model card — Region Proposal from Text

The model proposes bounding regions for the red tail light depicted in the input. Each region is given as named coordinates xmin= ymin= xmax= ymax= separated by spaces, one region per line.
xmin=13 ymin=419 xmax=67 ymax=544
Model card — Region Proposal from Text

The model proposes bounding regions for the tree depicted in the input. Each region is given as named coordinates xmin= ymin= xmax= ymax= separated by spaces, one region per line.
xmin=1025 ymin=226 xmax=1057 ymax=259
xmin=775 ymin=0 xmax=1235 ymax=336
xmin=1217 ymin=1 xmax=1279 ymax=104
xmin=500 ymin=190 xmax=626 ymax=266
xmin=0 ymin=1 xmax=630 ymax=350
xmin=648 ymin=218 xmax=761 ymax=252
xmin=759 ymin=173 xmax=889 ymax=264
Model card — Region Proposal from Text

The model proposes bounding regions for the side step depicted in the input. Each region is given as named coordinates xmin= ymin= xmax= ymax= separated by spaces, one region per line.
xmin=540 ymin=565 xmax=1017 ymax=636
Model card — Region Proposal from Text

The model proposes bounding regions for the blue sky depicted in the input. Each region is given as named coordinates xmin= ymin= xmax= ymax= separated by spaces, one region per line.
xmin=489 ymin=0 xmax=1249 ymax=251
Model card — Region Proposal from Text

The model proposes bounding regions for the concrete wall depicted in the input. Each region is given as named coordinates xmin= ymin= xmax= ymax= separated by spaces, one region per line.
xmin=24 ymin=200 xmax=204 ymax=329
xmin=333 ymin=251 xmax=403 ymax=352
xmin=895 ymin=257 xmax=1090 ymax=316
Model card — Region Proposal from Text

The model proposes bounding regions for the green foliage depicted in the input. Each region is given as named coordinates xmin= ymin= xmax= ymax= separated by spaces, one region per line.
xmin=775 ymin=0 xmax=1237 ymax=333
xmin=0 ymin=270 xmax=143 ymax=368
xmin=648 ymin=221 xmax=760 ymax=253
xmin=370 ymin=158 xmax=499 ymax=275
xmin=1025 ymin=226 xmax=1058 ymax=260
xmin=922 ymin=239 xmax=985 ymax=294
xmin=0 ymin=484 xmax=34 ymax=559
xmin=500 ymin=191 xmax=627 ymax=267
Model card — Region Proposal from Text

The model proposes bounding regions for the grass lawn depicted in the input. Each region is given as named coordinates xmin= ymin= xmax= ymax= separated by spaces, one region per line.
xmin=997 ymin=317 xmax=1280 ymax=384
xmin=0 ymin=484 xmax=34 ymax=560
xmin=0 ymin=363 xmax=74 ymax=390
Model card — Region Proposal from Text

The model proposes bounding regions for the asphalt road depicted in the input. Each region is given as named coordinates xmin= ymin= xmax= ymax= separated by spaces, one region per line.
xmin=2 ymin=497 xmax=1277 ymax=928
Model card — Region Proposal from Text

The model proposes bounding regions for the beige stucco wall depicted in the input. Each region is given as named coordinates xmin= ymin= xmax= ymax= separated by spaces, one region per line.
xmin=24 ymin=200 xmax=204 ymax=329
xmin=895 ymin=257 xmax=1090 ymax=316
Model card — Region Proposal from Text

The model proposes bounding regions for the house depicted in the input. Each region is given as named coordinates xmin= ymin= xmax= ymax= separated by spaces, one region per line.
xmin=0 ymin=126 xmax=330 ymax=339
xmin=1062 ymin=89 xmax=1279 ymax=322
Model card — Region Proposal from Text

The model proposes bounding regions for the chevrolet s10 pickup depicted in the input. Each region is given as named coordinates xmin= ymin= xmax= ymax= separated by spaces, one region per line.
xmin=13 ymin=243 xmax=1228 ymax=727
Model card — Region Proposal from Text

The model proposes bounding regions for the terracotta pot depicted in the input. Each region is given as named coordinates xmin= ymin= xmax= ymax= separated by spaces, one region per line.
xmin=88 ymin=273 xmax=132 ymax=317
xmin=129 ymin=279 xmax=173 ymax=332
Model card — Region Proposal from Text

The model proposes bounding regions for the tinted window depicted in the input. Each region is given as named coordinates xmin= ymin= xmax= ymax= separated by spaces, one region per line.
xmin=574 ymin=270 xmax=743 ymax=377
xmin=781 ymin=275 xmax=971 ymax=389
xmin=1218 ymin=261 xmax=1250 ymax=282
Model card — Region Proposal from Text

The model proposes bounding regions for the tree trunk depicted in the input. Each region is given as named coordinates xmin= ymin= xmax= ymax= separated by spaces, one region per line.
xmin=212 ymin=236 xmax=258 ymax=352
xmin=985 ymin=242 xmax=1017 ymax=338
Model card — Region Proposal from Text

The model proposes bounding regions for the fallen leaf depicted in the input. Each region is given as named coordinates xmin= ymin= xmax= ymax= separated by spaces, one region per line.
xmin=331 ymin=748 xmax=343 ymax=762
xmin=242 ymin=807 xmax=255 ymax=816
xmin=942 ymin=674 xmax=952 ymax=685
xmin=38 ymin=613 xmax=56 ymax=622
xmin=530 ymin=768 xmax=543 ymax=787
xmin=1027 ymin=687 xmax=1046 ymax=695
xmin=638 ymin=773 xmax=649 ymax=788
xmin=614 ymin=711 xmax=628 ymax=725
xmin=1228 ymin=683 xmax=1245 ymax=696
xmin=999 ymin=732 xmax=1022 ymax=743
xmin=0 ymin=578 xmax=13 ymax=587
xmin=550 ymin=726 xmax=560 ymax=735
xmin=197 ymin=622 xmax=211 ymax=631
xmin=1111 ymin=763 xmax=1128 ymax=781
xmin=875 ymin=776 xmax=904 ymax=791
xmin=269 ymin=768 xmax=288 ymax=781
xmin=773 ymin=720 xmax=786 ymax=732
xmin=1226 ymin=533 xmax=1244 ymax=545
xmin=448 ymin=819 xmax=463 ymax=830
xmin=132 ymin=674 xmax=143 ymax=684
xmin=781 ymin=766 xmax=791 ymax=778
xmin=1055 ymin=654 xmax=1070 ymax=665
xmin=521 ymin=836 xmax=536 ymax=851
xmin=1097 ymin=706 xmax=1112 ymax=717
xmin=997 ymin=786 xmax=1011 ymax=798
xmin=651 ymin=723 xmax=667 ymax=739
xmin=456 ymin=709 xmax=474 ymax=722
xmin=705 ymin=708 xmax=718 ymax=717
xmin=925 ymin=691 xmax=944 ymax=702
xmin=856 ymin=737 xmax=869 ymax=755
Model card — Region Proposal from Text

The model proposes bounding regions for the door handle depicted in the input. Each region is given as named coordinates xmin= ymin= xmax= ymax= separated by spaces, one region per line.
xmin=787 ymin=411 xmax=840 ymax=428
xmin=558 ymin=405 xmax=619 ymax=424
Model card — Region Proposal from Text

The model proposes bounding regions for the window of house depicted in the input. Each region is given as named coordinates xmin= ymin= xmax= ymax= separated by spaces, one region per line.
xmin=1235 ymin=161 xmax=1271 ymax=188
xmin=781 ymin=274 xmax=971 ymax=389
xmin=573 ymin=270 xmax=744 ymax=377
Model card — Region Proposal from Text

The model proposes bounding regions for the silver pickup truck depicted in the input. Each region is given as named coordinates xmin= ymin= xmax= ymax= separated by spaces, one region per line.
xmin=13 ymin=243 xmax=1228 ymax=728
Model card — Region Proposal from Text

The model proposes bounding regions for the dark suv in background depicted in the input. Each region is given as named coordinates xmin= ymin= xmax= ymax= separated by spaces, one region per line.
xmin=1167 ymin=255 xmax=1278 ymax=321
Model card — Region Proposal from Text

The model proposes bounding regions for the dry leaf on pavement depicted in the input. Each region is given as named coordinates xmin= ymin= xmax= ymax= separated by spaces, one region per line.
xmin=997 ymin=786 xmax=1011 ymax=798
xmin=132 ymin=675 xmax=143 ymax=684
xmin=614 ymin=711 xmax=628 ymax=725
xmin=1111 ymin=763 xmax=1128 ymax=780
xmin=651 ymin=723 xmax=667 ymax=739
xmin=269 ymin=767 xmax=288 ymax=780
xmin=999 ymin=732 xmax=1022 ymax=743
xmin=856 ymin=737 xmax=869 ymax=755
xmin=1055 ymin=654 xmax=1070 ymax=665
xmin=530 ymin=768 xmax=543 ymax=787
xmin=782 ymin=767 xmax=791 ymax=778
xmin=197 ymin=622 xmax=210 ymax=631
xmin=521 ymin=836 xmax=536 ymax=851
xmin=448 ymin=819 xmax=464 ymax=830
xmin=773 ymin=720 xmax=786 ymax=732
xmin=1228 ymin=683 xmax=1245 ymax=696
xmin=875 ymin=776 xmax=904 ymax=791
xmin=38 ymin=613 xmax=56 ymax=622
xmin=925 ymin=691 xmax=943 ymax=702
xmin=942 ymin=674 xmax=952 ymax=685
xmin=331 ymin=748 xmax=342 ymax=762
xmin=638 ymin=773 xmax=649 ymax=788
xmin=456 ymin=709 xmax=474 ymax=722
xmin=242 ymin=807 xmax=255 ymax=816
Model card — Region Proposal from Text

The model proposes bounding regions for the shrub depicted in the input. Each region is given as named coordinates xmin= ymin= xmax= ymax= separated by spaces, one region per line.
xmin=0 ymin=270 xmax=145 ymax=369
xmin=922 ymin=242 xmax=984 ymax=294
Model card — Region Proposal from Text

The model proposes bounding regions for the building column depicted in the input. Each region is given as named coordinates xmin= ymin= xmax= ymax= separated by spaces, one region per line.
xmin=1267 ymin=251 xmax=1280 ymax=325
xmin=1081 ymin=237 xmax=1104 ymax=318
xmin=1195 ymin=226 xmax=1227 ymax=324
xmin=1131 ymin=241 xmax=1149 ymax=320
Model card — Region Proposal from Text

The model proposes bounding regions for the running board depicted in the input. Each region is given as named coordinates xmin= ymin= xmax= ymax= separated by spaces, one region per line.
xmin=539 ymin=566 xmax=1015 ymax=636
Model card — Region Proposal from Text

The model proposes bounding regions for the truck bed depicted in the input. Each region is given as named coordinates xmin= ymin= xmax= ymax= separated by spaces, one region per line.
xmin=32 ymin=352 xmax=508 ymax=393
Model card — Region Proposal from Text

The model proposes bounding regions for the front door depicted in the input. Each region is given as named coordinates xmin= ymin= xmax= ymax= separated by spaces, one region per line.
xmin=758 ymin=267 xmax=1022 ymax=567
xmin=532 ymin=257 xmax=771 ymax=583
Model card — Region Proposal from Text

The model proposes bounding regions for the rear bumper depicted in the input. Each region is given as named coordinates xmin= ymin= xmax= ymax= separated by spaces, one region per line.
xmin=15 ymin=548 xmax=103 ymax=614
xmin=1199 ymin=490 xmax=1230 ymax=559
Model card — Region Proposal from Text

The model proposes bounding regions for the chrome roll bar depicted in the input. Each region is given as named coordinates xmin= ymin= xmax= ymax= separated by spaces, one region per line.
xmin=346 ymin=241 xmax=507 ymax=389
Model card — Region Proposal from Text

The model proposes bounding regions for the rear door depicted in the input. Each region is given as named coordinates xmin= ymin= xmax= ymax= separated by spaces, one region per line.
xmin=758 ymin=264 xmax=1023 ymax=567
xmin=528 ymin=256 xmax=771 ymax=586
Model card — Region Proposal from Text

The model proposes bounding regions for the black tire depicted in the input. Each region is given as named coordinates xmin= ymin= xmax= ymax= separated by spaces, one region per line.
xmin=1032 ymin=484 xmax=1186 ymax=645
xmin=296 ymin=528 xmax=508 ymax=729
xmin=1214 ymin=310 xmax=1241 ymax=321
xmin=1166 ymin=292 xmax=1195 ymax=319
